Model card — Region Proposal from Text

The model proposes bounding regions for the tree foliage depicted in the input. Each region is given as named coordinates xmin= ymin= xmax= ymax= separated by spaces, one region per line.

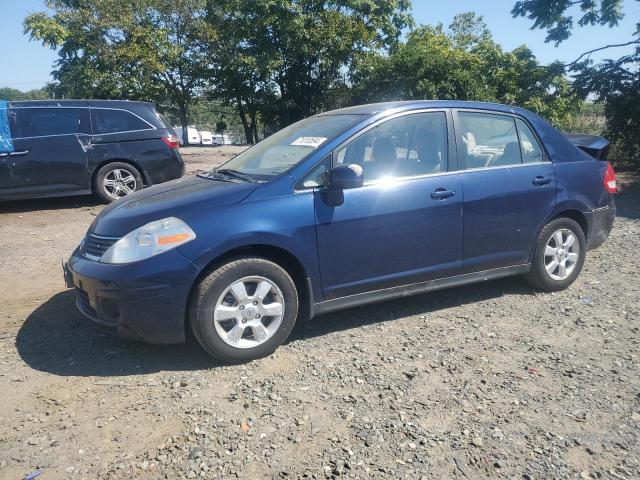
xmin=511 ymin=0 xmax=626 ymax=45
xmin=0 ymin=87 xmax=50 ymax=101
xmin=25 ymin=0 xmax=212 ymax=144
xmin=351 ymin=14 xmax=579 ymax=127
xmin=205 ymin=0 xmax=412 ymax=141
xmin=512 ymin=0 xmax=639 ymax=162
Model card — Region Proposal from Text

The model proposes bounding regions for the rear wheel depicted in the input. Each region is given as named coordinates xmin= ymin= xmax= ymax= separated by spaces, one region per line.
xmin=525 ymin=217 xmax=586 ymax=291
xmin=190 ymin=257 xmax=298 ymax=363
xmin=94 ymin=162 xmax=143 ymax=203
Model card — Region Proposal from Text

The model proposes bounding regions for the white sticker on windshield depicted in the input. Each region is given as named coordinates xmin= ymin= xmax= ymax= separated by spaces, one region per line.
xmin=291 ymin=136 xmax=327 ymax=148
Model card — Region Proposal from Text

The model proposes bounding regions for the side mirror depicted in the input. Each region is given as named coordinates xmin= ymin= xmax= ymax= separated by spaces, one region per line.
xmin=329 ymin=164 xmax=364 ymax=190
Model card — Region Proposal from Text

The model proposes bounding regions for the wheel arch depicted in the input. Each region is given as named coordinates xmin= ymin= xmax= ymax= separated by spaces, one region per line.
xmin=90 ymin=158 xmax=148 ymax=192
xmin=185 ymin=244 xmax=313 ymax=337
xmin=529 ymin=206 xmax=590 ymax=262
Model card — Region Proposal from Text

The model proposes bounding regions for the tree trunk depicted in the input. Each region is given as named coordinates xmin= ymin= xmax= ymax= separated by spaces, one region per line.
xmin=249 ymin=107 xmax=258 ymax=144
xmin=235 ymin=97 xmax=253 ymax=144
xmin=178 ymin=102 xmax=189 ymax=146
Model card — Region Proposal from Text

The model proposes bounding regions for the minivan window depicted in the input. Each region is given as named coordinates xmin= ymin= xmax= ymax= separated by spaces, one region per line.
xmin=458 ymin=111 xmax=522 ymax=169
xmin=515 ymin=118 xmax=544 ymax=164
xmin=213 ymin=114 xmax=365 ymax=180
xmin=335 ymin=111 xmax=448 ymax=182
xmin=13 ymin=108 xmax=86 ymax=138
xmin=91 ymin=108 xmax=153 ymax=134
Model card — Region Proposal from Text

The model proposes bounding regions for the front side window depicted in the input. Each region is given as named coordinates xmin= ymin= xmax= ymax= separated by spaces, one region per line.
xmin=335 ymin=111 xmax=448 ymax=182
xmin=216 ymin=114 xmax=365 ymax=180
xmin=458 ymin=112 xmax=521 ymax=169
xmin=91 ymin=109 xmax=153 ymax=134
xmin=515 ymin=118 xmax=544 ymax=164
xmin=12 ymin=108 xmax=86 ymax=138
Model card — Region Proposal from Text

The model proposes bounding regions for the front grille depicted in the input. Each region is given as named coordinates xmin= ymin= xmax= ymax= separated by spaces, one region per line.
xmin=81 ymin=233 xmax=120 ymax=260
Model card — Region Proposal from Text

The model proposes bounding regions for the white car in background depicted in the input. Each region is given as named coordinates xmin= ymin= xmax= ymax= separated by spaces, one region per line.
xmin=212 ymin=133 xmax=233 ymax=145
xmin=174 ymin=126 xmax=202 ymax=145
xmin=199 ymin=131 xmax=213 ymax=145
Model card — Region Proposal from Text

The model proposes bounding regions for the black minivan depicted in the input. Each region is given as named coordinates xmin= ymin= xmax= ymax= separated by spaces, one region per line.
xmin=0 ymin=100 xmax=184 ymax=203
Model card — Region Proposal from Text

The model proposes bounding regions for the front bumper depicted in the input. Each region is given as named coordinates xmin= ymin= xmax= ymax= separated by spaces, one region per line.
xmin=65 ymin=249 xmax=200 ymax=344
xmin=585 ymin=198 xmax=616 ymax=250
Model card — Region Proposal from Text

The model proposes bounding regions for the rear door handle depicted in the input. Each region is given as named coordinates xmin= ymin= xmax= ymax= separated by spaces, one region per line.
xmin=532 ymin=176 xmax=551 ymax=186
xmin=431 ymin=188 xmax=456 ymax=200
xmin=9 ymin=150 xmax=29 ymax=157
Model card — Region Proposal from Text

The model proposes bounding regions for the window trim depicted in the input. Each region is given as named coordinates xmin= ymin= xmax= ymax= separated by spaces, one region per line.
xmin=89 ymin=107 xmax=157 ymax=136
xmin=295 ymin=154 xmax=332 ymax=191
xmin=451 ymin=108 xmax=549 ymax=173
xmin=330 ymin=108 xmax=455 ymax=186
xmin=514 ymin=116 xmax=545 ymax=165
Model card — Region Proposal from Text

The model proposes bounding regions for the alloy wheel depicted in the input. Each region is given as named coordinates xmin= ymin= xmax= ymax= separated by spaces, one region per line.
xmin=544 ymin=228 xmax=580 ymax=281
xmin=103 ymin=168 xmax=137 ymax=199
xmin=213 ymin=276 xmax=285 ymax=349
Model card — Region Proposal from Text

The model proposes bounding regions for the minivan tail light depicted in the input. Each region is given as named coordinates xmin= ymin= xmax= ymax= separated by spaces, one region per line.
xmin=162 ymin=135 xmax=180 ymax=149
xmin=603 ymin=162 xmax=617 ymax=193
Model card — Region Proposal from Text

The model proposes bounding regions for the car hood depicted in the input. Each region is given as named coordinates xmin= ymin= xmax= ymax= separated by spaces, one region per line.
xmin=91 ymin=175 xmax=257 ymax=236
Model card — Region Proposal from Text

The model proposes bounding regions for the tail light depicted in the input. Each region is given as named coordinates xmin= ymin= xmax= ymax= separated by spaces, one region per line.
xmin=162 ymin=135 xmax=180 ymax=149
xmin=603 ymin=162 xmax=617 ymax=193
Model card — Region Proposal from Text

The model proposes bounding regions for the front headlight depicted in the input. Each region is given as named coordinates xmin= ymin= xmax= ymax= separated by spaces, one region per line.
xmin=101 ymin=217 xmax=196 ymax=264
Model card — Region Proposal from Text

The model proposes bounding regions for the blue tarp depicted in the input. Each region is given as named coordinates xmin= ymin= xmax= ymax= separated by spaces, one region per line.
xmin=0 ymin=100 xmax=14 ymax=153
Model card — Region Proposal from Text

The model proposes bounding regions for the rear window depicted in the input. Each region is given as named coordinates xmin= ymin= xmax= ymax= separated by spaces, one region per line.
xmin=91 ymin=108 xmax=153 ymax=134
xmin=12 ymin=108 xmax=87 ymax=138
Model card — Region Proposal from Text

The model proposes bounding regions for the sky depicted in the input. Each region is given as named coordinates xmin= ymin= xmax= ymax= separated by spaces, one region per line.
xmin=0 ymin=0 xmax=638 ymax=90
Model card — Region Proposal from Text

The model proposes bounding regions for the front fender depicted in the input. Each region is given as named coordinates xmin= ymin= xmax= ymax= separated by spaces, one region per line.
xmin=177 ymin=192 xmax=322 ymax=301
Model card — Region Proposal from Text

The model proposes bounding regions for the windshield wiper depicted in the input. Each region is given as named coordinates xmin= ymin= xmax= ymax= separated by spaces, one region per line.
xmin=215 ymin=168 xmax=254 ymax=182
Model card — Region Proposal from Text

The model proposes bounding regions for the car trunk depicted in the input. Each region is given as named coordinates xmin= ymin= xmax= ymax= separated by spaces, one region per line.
xmin=564 ymin=133 xmax=610 ymax=160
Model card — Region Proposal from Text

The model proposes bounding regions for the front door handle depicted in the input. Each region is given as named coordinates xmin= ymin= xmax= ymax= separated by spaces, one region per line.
xmin=431 ymin=188 xmax=456 ymax=200
xmin=9 ymin=150 xmax=29 ymax=157
xmin=532 ymin=175 xmax=551 ymax=186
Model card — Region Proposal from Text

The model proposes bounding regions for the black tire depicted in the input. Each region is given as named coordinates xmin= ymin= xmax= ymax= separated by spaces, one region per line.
xmin=190 ymin=257 xmax=299 ymax=363
xmin=94 ymin=162 xmax=143 ymax=203
xmin=525 ymin=217 xmax=586 ymax=292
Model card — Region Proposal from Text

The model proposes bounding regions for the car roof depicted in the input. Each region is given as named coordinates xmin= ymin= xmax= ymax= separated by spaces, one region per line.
xmin=320 ymin=100 xmax=532 ymax=118
xmin=7 ymin=99 xmax=154 ymax=108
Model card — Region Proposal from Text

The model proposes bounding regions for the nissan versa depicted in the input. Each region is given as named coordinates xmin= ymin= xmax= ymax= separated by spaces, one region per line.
xmin=64 ymin=101 xmax=616 ymax=363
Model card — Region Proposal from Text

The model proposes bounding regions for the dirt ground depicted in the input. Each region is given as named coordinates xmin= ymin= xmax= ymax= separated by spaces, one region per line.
xmin=0 ymin=148 xmax=638 ymax=480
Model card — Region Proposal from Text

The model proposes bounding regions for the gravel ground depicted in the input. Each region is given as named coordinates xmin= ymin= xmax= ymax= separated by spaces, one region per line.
xmin=0 ymin=150 xmax=638 ymax=480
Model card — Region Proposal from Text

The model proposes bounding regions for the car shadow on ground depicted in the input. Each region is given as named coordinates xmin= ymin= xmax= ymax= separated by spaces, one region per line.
xmin=0 ymin=194 xmax=102 ymax=214
xmin=16 ymin=277 xmax=536 ymax=378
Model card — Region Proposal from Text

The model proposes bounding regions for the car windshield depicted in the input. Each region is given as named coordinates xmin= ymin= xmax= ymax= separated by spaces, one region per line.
xmin=204 ymin=114 xmax=365 ymax=181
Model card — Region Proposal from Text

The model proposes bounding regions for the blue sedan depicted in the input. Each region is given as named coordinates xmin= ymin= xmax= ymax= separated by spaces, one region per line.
xmin=65 ymin=101 xmax=616 ymax=363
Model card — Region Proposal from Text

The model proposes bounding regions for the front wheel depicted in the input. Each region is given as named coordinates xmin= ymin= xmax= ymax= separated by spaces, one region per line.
xmin=525 ymin=217 xmax=586 ymax=292
xmin=190 ymin=257 xmax=299 ymax=363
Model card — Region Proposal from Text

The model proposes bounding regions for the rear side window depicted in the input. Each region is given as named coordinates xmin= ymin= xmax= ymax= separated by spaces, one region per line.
xmin=457 ymin=112 xmax=521 ymax=169
xmin=12 ymin=108 xmax=87 ymax=138
xmin=515 ymin=118 xmax=544 ymax=163
xmin=91 ymin=108 xmax=153 ymax=134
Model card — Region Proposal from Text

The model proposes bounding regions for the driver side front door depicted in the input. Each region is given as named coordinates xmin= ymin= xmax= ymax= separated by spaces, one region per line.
xmin=314 ymin=110 xmax=464 ymax=300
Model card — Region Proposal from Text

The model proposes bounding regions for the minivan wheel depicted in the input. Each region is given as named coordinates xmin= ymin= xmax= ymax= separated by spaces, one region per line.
xmin=94 ymin=162 xmax=143 ymax=203
xmin=525 ymin=218 xmax=586 ymax=292
xmin=190 ymin=257 xmax=299 ymax=363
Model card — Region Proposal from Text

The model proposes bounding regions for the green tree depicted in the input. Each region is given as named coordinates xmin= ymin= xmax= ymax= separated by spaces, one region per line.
xmin=205 ymin=0 xmax=413 ymax=141
xmin=0 ymin=87 xmax=50 ymax=101
xmin=24 ymin=0 xmax=212 ymax=145
xmin=351 ymin=14 xmax=579 ymax=126
xmin=512 ymin=0 xmax=639 ymax=162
